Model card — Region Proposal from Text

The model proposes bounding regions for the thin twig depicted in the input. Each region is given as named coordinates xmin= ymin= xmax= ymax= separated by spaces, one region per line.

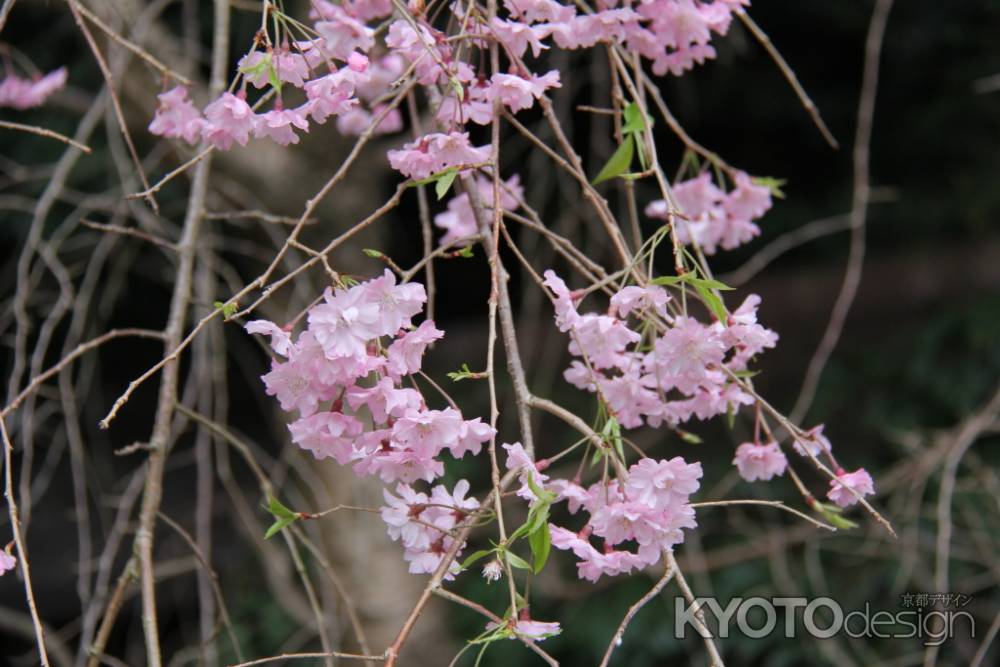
xmin=66 ymin=0 xmax=158 ymax=212
xmin=81 ymin=220 xmax=178 ymax=251
xmin=0 ymin=120 xmax=93 ymax=153
xmin=737 ymin=10 xmax=839 ymax=149
xmin=228 ymin=652 xmax=386 ymax=667
xmin=1 ymin=416 xmax=51 ymax=667
xmin=72 ymin=1 xmax=192 ymax=85
xmin=790 ymin=0 xmax=894 ymax=424
xmin=690 ymin=500 xmax=836 ymax=532
xmin=2 ymin=328 xmax=164 ymax=418
xmin=599 ymin=562 xmax=676 ymax=667
xmin=665 ymin=551 xmax=725 ymax=667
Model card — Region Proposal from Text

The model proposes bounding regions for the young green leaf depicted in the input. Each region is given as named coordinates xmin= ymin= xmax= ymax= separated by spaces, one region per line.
xmin=694 ymin=283 xmax=728 ymax=323
xmin=528 ymin=522 xmax=551 ymax=574
xmin=459 ymin=549 xmax=495 ymax=570
xmin=447 ymin=362 xmax=479 ymax=382
xmin=505 ymin=550 xmax=532 ymax=570
xmin=435 ymin=169 xmax=458 ymax=200
xmin=456 ymin=245 xmax=474 ymax=258
xmin=264 ymin=516 xmax=297 ymax=539
xmin=650 ymin=275 xmax=686 ymax=287
xmin=266 ymin=495 xmax=296 ymax=520
xmin=752 ymin=175 xmax=788 ymax=199
xmin=362 ymin=248 xmax=383 ymax=258
xmin=214 ymin=300 xmax=238 ymax=318
xmin=593 ymin=135 xmax=635 ymax=184
xmin=685 ymin=275 xmax=735 ymax=291
xmin=621 ymin=102 xmax=651 ymax=135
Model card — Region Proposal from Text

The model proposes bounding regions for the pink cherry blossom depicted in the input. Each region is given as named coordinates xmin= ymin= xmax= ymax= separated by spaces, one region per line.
xmin=486 ymin=617 xmax=562 ymax=641
xmin=313 ymin=10 xmax=376 ymax=60
xmin=148 ymin=86 xmax=204 ymax=144
xmin=610 ymin=285 xmax=670 ymax=318
xmin=202 ymin=92 xmax=255 ymax=150
xmin=733 ymin=442 xmax=787 ymax=482
xmin=385 ymin=320 xmax=445 ymax=378
xmin=253 ymin=105 xmax=310 ymax=146
xmin=307 ymin=284 xmax=382 ymax=359
xmin=504 ymin=0 xmax=575 ymax=25
xmin=238 ymin=49 xmax=310 ymax=88
xmin=626 ymin=457 xmax=703 ymax=509
xmin=0 ymin=549 xmax=15 ymax=576
xmin=289 ymin=411 xmax=364 ymax=463
xmin=503 ymin=441 xmax=549 ymax=500
xmin=359 ymin=269 xmax=427 ymax=336
xmin=260 ymin=333 xmax=338 ymax=416
xmin=645 ymin=316 xmax=727 ymax=393
xmin=489 ymin=18 xmax=550 ymax=58
xmin=381 ymin=480 xmax=477 ymax=578
xmin=303 ymin=69 xmax=359 ymax=123
xmin=0 ymin=67 xmax=67 ymax=109
xmin=451 ymin=418 xmax=495 ymax=458
xmin=827 ymin=468 xmax=875 ymax=508
xmin=487 ymin=70 xmax=560 ymax=113
xmin=245 ymin=320 xmax=293 ymax=356
xmin=793 ymin=424 xmax=834 ymax=458
xmin=345 ymin=377 xmax=423 ymax=423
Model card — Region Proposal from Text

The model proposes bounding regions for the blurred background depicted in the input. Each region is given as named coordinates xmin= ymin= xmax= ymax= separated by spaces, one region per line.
xmin=1 ymin=0 xmax=999 ymax=665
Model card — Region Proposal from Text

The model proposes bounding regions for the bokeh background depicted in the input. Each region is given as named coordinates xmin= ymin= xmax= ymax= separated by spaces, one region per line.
xmin=2 ymin=1 xmax=999 ymax=666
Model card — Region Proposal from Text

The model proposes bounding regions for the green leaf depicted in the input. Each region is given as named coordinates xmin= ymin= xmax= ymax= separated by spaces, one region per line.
xmin=694 ymin=283 xmax=728 ymax=323
xmin=814 ymin=503 xmax=858 ymax=530
xmin=593 ymin=136 xmax=635 ymax=184
xmin=650 ymin=275 xmax=686 ymax=287
xmin=362 ymin=248 xmax=383 ymax=258
xmin=447 ymin=363 xmax=477 ymax=382
xmin=678 ymin=429 xmax=702 ymax=445
xmin=726 ymin=402 xmax=736 ymax=430
xmin=622 ymin=102 xmax=651 ymax=135
xmin=528 ymin=522 xmax=551 ymax=574
xmin=267 ymin=64 xmax=283 ymax=94
xmin=264 ymin=516 xmax=296 ymax=539
xmin=525 ymin=473 xmax=556 ymax=504
xmin=752 ymin=175 xmax=788 ymax=199
xmin=590 ymin=446 xmax=604 ymax=466
xmin=456 ymin=246 xmax=474 ymax=258
xmin=505 ymin=550 xmax=532 ymax=570
xmin=459 ymin=549 xmax=495 ymax=570
xmin=214 ymin=300 xmax=238 ymax=318
xmin=684 ymin=275 xmax=735 ymax=291
xmin=435 ymin=169 xmax=458 ymax=200
xmin=266 ymin=495 xmax=296 ymax=520
xmin=524 ymin=503 xmax=550 ymax=536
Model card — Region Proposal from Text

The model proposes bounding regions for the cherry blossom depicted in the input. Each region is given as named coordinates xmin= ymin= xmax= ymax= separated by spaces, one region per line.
xmin=202 ymin=92 xmax=255 ymax=150
xmin=0 ymin=549 xmax=15 ymax=576
xmin=827 ymin=468 xmax=875 ymax=508
xmin=733 ymin=442 xmax=788 ymax=482
xmin=148 ymin=86 xmax=204 ymax=144
xmin=0 ymin=67 xmax=67 ymax=109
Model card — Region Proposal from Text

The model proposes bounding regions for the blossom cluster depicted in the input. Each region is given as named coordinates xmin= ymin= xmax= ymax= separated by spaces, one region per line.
xmin=381 ymin=479 xmax=479 ymax=577
xmin=0 ymin=67 xmax=66 ymax=110
xmin=645 ymin=171 xmax=774 ymax=254
xmin=247 ymin=270 xmax=493 ymax=569
xmin=543 ymin=270 xmax=778 ymax=429
xmin=505 ymin=449 xmax=704 ymax=582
